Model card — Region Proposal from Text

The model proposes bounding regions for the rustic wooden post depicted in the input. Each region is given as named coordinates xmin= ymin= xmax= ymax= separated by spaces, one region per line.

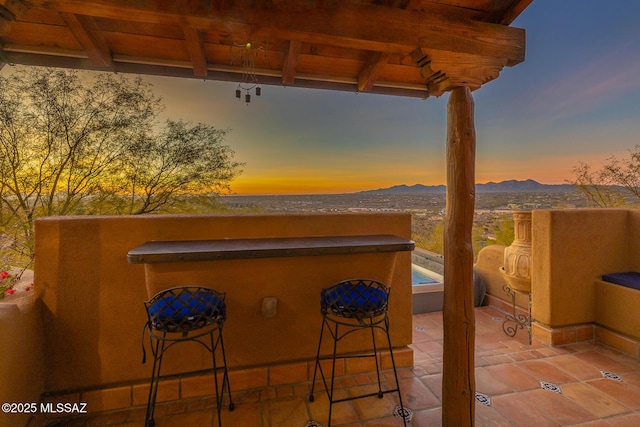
xmin=442 ymin=86 xmax=476 ymax=426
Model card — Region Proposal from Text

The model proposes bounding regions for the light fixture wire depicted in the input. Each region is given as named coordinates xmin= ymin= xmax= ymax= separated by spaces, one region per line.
xmin=231 ymin=40 xmax=267 ymax=104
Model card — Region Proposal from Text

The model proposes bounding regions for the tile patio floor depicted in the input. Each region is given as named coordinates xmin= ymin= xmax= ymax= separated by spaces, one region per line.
xmin=46 ymin=306 xmax=640 ymax=426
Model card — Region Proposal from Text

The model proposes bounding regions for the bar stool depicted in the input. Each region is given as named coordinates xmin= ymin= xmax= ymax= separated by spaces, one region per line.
xmin=142 ymin=286 xmax=234 ymax=427
xmin=309 ymin=279 xmax=408 ymax=426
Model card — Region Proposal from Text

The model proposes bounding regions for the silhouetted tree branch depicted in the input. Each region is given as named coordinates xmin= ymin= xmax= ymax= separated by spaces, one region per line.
xmin=0 ymin=67 xmax=242 ymax=265
xmin=569 ymin=147 xmax=640 ymax=207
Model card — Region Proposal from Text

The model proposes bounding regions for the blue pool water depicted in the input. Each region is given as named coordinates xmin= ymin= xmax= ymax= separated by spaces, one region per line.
xmin=411 ymin=264 xmax=439 ymax=285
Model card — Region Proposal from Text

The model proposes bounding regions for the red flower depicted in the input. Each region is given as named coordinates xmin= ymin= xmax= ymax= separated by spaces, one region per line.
xmin=0 ymin=271 xmax=8 ymax=280
xmin=5 ymin=288 xmax=16 ymax=295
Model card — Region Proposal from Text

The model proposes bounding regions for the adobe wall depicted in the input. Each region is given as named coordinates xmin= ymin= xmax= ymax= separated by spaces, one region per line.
xmin=34 ymin=213 xmax=412 ymax=394
xmin=474 ymin=244 xmax=527 ymax=308
xmin=628 ymin=210 xmax=640 ymax=271
xmin=532 ymin=209 xmax=630 ymax=328
xmin=593 ymin=209 xmax=640 ymax=343
xmin=0 ymin=282 xmax=44 ymax=427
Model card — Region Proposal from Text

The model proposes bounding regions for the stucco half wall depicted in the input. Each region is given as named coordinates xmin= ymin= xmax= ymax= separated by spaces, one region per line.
xmin=531 ymin=209 xmax=639 ymax=328
xmin=34 ymin=213 xmax=413 ymax=393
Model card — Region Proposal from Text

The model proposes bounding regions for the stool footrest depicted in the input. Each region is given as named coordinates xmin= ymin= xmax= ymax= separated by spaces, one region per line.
xmin=330 ymin=388 xmax=400 ymax=404
xmin=310 ymin=278 xmax=407 ymax=427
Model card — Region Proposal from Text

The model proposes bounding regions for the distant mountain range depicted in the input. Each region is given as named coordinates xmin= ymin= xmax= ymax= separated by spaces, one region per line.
xmin=358 ymin=179 xmax=576 ymax=195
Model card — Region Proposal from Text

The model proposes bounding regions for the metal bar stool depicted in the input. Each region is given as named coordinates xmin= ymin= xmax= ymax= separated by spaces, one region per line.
xmin=309 ymin=279 xmax=408 ymax=426
xmin=142 ymin=286 xmax=234 ymax=427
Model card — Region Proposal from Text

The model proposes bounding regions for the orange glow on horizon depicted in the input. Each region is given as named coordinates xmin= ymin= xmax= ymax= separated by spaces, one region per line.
xmin=229 ymin=176 xmax=570 ymax=195
xmin=228 ymin=150 xmax=618 ymax=195
xmin=229 ymin=176 xmax=380 ymax=195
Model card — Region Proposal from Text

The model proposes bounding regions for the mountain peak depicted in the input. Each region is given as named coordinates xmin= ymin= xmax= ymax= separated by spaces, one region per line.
xmin=357 ymin=180 xmax=574 ymax=195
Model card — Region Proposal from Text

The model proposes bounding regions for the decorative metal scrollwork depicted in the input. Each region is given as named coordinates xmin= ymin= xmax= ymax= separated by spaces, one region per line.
xmin=502 ymin=283 xmax=532 ymax=344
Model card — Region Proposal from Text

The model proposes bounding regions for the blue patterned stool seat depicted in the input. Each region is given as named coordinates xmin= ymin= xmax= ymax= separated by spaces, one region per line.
xmin=142 ymin=286 xmax=233 ymax=426
xmin=146 ymin=287 xmax=226 ymax=333
xmin=320 ymin=279 xmax=389 ymax=320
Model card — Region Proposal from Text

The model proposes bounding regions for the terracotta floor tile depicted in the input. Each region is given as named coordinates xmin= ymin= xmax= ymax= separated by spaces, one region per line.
xmin=162 ymin=409 xmax=214 ymax=427
xmin=219 ymin=401 xmax=261 ymax=427
xmin=622 ymin=372 xmax=640 ymax=389
xmin=490 ymin=393 xmax=560 ymax=427
xmin=348 ymin=384 xmax=401 ymax=421
xmin=544 ymin=355 xmax=605 ymax=381
xmin=476 ymin=334 xmax=512 ymax=352
xmin=362 ymin=414 xmax=408 ymax=426
xmin=260 ymin=396 xmax=310 ymax=427
xmin=411 ymin=340 xmax=443 ymax=357
xmin=599 ymin=347 xmax=640 ymax=365
xmin=475 ymin=366 xmax=515 ymax=396
xmin=412 ymin=329 xmax=431 ymax=343
xmin=517 ymin=388 xmax=597 ymax=425
xmin=475 ymin=356 xmax=493 ymax=367
xmin=307 ymin=389 xmax=359 ymax=426
xmin=46 ymin=307 xmax=640 ymax=427
xmin=418 ymin=373 xmax=442 ymax=401
xmin=412 ymin=361 xmax=441 ymax=375
xmin=411 ymin=351 xmax=434 ymax=364
xmin=586 ymin=378 xmax=640 ymax=410
xmin=481 ymin=354 xmax=515 ymax=365
xmin=573 ymin=351 xmax=638 ymax=374
xmin=397 ymin=377 xmax=439 ymax=411
xmin=561 ymin=382 xmax=629 ymax=418
xmin=483 ymin=363 xmax=541 ymax=392
xmin=570 ymin=420 xmax=614 ymax=427
xmin=517 ymin=360 xmax=580 ymax=384
xmin=607 ymin=412 xmax=640 ymax=426
xmin=475 ymin=402 xmax=514 ymax=426
xmin=411 ymin=407 xmax=442 ymax=427
xmin=507 ymin=351 xmax=538 ymax=362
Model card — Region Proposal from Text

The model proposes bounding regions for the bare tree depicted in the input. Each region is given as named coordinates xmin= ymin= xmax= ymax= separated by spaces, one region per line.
xmin=0 ymin=67 xmax=242 ymax=265
xmin=120 ymin=120 xmax=240 ymax=214
xmin=569 ymin=146 xmax=640 ymax=207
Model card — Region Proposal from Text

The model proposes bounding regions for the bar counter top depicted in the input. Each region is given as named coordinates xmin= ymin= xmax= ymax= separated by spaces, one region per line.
xmin=127 ymin=234 xmax=414 ymax=264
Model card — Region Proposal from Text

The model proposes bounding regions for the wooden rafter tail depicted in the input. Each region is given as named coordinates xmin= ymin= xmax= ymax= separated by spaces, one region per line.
xmin=61 ymin=13 xmax=112 ymax=68
xmin=183 ymin=26 xmax=207 ymax=77
xmin=357 ymin=51 xmax=390 ymax=92
xmin=0 ymin=16 xmax=10 ymax=36
xmin=282 ymin=39 xmax=301 ymax=85
xmin=0 ymin=0 xmax=27 ymax=20
xmin=0 ymin=0 xmax=26 ymax=36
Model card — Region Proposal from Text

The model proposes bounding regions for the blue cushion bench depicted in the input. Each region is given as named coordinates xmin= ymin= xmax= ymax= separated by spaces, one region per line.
xmin=601 ymin=272 xmax=640 ymax=291
xmin=595 ymin=273 xmax=640 ymax=343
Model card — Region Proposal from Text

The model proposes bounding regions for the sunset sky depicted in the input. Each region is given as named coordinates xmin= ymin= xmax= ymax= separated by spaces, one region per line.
xmin=15 ymin=0 xmax=640 ymax=196
xmin=142 ymin=1 xmax=640 ymax=194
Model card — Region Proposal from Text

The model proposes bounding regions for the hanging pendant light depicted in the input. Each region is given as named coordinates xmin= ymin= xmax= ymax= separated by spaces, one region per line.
xmin=230 ymin=40 xmax=267 ymax=104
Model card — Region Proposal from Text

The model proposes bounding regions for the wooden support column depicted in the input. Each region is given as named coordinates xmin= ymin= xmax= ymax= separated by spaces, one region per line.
xmin=443 ymin=86 xmax=476 ymax=426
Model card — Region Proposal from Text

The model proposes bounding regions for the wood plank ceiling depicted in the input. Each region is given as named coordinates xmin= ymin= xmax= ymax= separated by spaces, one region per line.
xmin=0 ymin=0 xmax=531 ymax=99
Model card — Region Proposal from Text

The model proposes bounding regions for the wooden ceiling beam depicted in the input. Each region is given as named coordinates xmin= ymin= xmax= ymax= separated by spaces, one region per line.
xmin=31 ymin=0 xmax=526 ymax=65
xmin=0 ymin=16 xmax=9 ymax=36
xmin=282 ymin=39 xmax=301 ymax=85
xmin=484 ymin=0 xmax=534 ymax=25
xmin=0 ymin=0 xmax=27 ymax=20
xmin=357 ymin=51 xmax=390 ymax=92
xmin=0 ymin=0 xmax=26 ymax=35
xmin=60 ymin=13 xmax=112 ymax=67
xmin=1 ymin=49 xmax=431 ymax=98
xmin=9 ymin=1 xmax=531 ymax=97
xmin=182 ymin=26 xmax=207 ymax=77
